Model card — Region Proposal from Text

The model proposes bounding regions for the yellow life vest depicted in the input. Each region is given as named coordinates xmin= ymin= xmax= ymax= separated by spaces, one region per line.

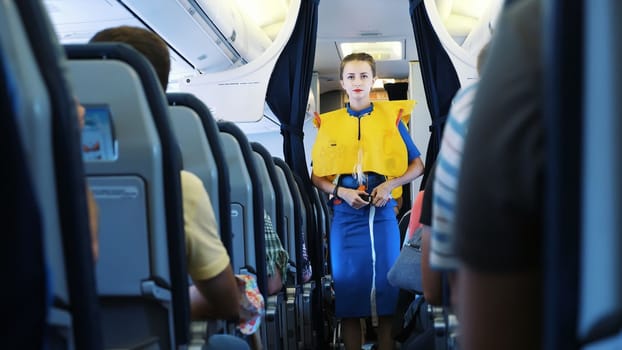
xmin=312 ymin=100 xmax=415 ymax=198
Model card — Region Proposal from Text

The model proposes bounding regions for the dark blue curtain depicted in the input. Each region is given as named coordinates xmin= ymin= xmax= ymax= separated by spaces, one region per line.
xmin=266 ymin=0 xmax=320 ymax=191
xmin=409 ymin=0 xmax=461 ymax=188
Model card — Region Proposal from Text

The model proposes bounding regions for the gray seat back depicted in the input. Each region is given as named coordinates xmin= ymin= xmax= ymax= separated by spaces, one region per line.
xmin=167 ymin=92 xmax=233 ymax=257
xmin=66 ymin=43 xmax=188 ymax=349
xmin=0 ymin=1 xmax=69 ymax=347
xmin=311 ymin=187 xmax=329 ymax=276
xmin=218 ymin=131 xmax=256 ymax=275
xmin=168 ymin=105 xmax=220 ymax=231
xmin=218 ymin=122 xmax=268 ymax=296
xmin=70 ymin=59 xmax=167 ymax=294
xmin=273 ymin=166 xmax=296 ymax=266
xmin=273 ymin=158 xmax=305 ymax=283
xmin=251 ymin=143 xmax=286 ymax=245
xmin=219 ymin=122 xmax=269 ymax=349
xmin=4 ymin=1 xmax=106 ymax=348
xmin=253 ymin=151 xmax=277 ymax=230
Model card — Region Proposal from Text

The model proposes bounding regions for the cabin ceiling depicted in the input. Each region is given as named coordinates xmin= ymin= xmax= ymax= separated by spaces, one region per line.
xmin=315 ymin=0 xmax=416 ymax=94
xmin=316 ymin=0 xmax=494 ymax=94
xmin=44 ymin=0 xmax=488 ymax=97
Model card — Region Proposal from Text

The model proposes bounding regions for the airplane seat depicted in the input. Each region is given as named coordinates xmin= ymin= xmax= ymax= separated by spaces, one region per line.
xmin=270 ymin=158 xmax=300 ymax=349
xmin=308 ymin=186 xmax=334 ymax=346
xmin=218 ymin=122 xmax=268 ymax=348
xmin=166 ymin=93 xmax=237 ymax=347
xmin=316 ymin=188 xmax=334 ymax=327
xmin=0 ymin=3 xmax=56 ymax=348
xmin=316 ymin=187 xmax=332 ymax=237
xmin=273 ymin=158 xmax=317 ymax=349
xmin=310 ymin=187 xmax=329 ymax=277
xmin=272 ymin=159 xmax=300 ymax=276
xmin=313 ymin=188 xmax=335 ymax=347
xmin=292 ymin=173 xmax=320 ymax=349
xmin=250 ymin=144 xmax=277 ymax=250
xmin=8 ymin=1 xmax=103 ymax=349
xmin=217 ymin=122 xmax=268 ymax=296
xmin=0 ymin=63 xmax=50 ymax=349
xmin=251 ymin=142 xmax=290 ymax=350
xmin=250 ymin=147 xmax=282 ymax=350
xmin=167 ymin=92 xmax=233 ymax=256
xmin=167 ymin=104 xmax=219 ymax=225
xmin=215 ymin=125 xmax=254 ymax=276
xmin=64 ymin=43 xmax=189 ymax=349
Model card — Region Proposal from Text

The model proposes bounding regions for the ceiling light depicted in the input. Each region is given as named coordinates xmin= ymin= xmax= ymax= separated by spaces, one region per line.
xmin=337 ymin=41 xmax=404 ymax=61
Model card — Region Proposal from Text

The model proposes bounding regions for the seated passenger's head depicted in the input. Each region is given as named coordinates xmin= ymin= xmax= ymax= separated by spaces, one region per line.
xmin=89 ymin=26 xmax=170 ymax=90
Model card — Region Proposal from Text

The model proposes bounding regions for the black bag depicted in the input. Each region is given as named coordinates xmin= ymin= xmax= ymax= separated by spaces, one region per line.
xmin=393 ymin=294 xmax=434 ymax=349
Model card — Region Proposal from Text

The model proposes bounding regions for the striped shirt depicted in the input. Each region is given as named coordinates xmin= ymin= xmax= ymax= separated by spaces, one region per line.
xmin=431 ymin=82 xmax=479 ymax=270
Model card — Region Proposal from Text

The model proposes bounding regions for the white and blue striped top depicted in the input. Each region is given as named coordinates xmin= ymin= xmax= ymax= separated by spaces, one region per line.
xmin=431 ymin=81 xmax=479 ymax=271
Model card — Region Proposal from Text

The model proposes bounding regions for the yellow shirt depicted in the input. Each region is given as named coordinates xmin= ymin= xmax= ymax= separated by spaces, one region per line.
xmin=181 ymin=170 xmax=230 ymax=281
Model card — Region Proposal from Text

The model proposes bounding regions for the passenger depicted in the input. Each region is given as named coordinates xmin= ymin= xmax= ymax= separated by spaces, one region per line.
xmin=420 ymin=163 xmax=443 ymax=306
xmin=264 ymin=211 xmax=289 ymax=295
xmin=76 ymin=99 xmax=100 ymax=261
xmin=89 ymin=26 xmax=250 ymax=349
xmin=453 ymin=0 xmax=543 ymax=349
xmin=425 ymin=43 xmax=490 ymax=306
xmin=311 ymin=52 xmax=424 ymax=350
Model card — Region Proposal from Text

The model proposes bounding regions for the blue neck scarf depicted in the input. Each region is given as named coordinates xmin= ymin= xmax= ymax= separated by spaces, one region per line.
xmin=346 ymin=102 xmax=374 ymax=117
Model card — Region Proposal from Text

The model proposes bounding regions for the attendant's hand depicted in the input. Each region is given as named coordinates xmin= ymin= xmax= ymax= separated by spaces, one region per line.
xmin=371 ymin=181 xmax=393 ymax=207
xmin=339 ymin=187 xmax=370 ymax=209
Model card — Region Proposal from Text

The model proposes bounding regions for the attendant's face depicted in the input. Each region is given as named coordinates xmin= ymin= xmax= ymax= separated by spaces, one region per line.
xmin=340 ymin=60 xmax=375 ymax=100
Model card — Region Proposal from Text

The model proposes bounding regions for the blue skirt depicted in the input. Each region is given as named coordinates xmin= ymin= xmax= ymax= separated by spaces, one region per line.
xmin=330 ymin=198 xmax=400 ymax=319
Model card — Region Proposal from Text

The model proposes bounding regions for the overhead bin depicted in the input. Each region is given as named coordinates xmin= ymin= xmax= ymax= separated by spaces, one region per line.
xmin=195 ymin=0 xmax=272 ymax=62
xmin=179 ymin=0 xmax=301 ymax=123
xmin=119 ymin=0 xmax=298 ymax=123
xmin=422 ymin=0 xmax=504 ymax=83
xmin=120 ymin=0 xmax=236 ymax=72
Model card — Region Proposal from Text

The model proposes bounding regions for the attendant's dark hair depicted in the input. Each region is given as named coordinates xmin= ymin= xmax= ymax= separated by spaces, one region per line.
xmin=340 ymin=52 xmax=376 ymax=79
xmin=90 ymin=26 xmax=170 ymax=90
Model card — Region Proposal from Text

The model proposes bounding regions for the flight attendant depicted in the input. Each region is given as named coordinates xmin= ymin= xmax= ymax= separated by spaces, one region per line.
xmin=311 ymin=52 xmax=424 ymax=350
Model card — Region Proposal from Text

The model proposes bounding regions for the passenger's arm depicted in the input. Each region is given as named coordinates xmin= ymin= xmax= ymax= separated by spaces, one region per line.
xmin=456 ymin=266 xmax=541 ymax=350
xmin=190 ymin=263 xmax=240 ymax=320
xmin=181 ymin=171 xmax=241 ymax=320
xmin=267 ymin=269 xmax=283 ymax=296
xmin=421 ymin=225 xmax=443 ymax=305
xmin=86 ymin=184 xmax=99 ymax=262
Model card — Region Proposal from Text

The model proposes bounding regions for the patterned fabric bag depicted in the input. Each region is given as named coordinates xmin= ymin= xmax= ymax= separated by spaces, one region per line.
xmin=235 ymin=274 xmax=265 ymax=335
